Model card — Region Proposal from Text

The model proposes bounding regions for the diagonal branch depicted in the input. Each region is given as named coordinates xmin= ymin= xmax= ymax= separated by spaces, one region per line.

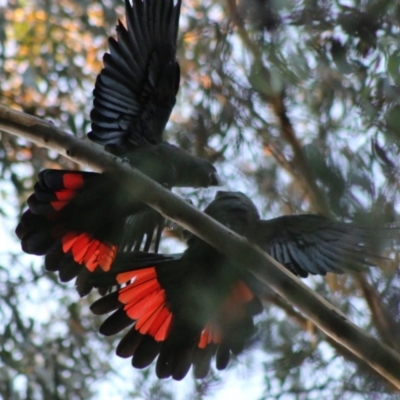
xmin=264 ymin=292 xmax=396 ymax=390
xmin=1 ymin=104 xmax=400 ymax=389
xmin=356 ymin=273 xmax=400 ymax=352
xmin=225 ymin=0 xmax=397 ymax=355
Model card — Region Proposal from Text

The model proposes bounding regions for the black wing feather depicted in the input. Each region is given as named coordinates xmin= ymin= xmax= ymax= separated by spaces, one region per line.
xmin=254 ymin=215 xmax=390 ymax=277
xmin=89 ymin=0 xmax=181 ymax=147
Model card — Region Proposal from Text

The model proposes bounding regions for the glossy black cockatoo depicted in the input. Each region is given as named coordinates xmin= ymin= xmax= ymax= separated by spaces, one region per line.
xmin=88 ymin=191 xmax=390 ymax=380
xmin=15 ymin=0 xmax=219 ymax=295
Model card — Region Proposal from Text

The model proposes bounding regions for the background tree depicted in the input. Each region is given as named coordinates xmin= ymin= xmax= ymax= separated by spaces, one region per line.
xmin=1 ymin=0 xmax=400 ymax=398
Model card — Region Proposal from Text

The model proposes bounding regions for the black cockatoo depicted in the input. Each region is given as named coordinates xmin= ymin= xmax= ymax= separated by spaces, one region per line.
xmin=88 ymin=191 xmax=391 ymax=380
xmin=16 ymin=0 xmax=219 ymax=295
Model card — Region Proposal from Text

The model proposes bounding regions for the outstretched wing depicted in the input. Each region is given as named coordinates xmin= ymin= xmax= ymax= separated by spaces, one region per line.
xmin=89 ymin=0 xmax=181 ymax=147
xmin=90 ymin=252 xmax=263 ymax=380
xmin=15 ymin=169 xmax=157 ymax=296
xmin=253 ymin=214 xmax=391 ymax=277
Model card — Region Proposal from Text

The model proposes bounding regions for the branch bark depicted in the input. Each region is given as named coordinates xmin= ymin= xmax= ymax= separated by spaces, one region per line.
xmin=1 ymin=104 xmax=400 ymax=389
xmin=225 ymin=0 xmax=397 ymax=358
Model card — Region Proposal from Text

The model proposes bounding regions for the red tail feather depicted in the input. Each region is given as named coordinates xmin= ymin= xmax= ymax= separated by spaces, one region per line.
xmin=50 ymin=173 xmax=85 ymax=210
xmin=198 ymin=280 xmax=255 ymax=349
xmin=61 ymin=232 xmax=117 ymax=272
xmin=116 ymin=267 xmax=172 ymax=341
xmin=17 ymin=169 xmax=164 ymax=294
xmin=93 ymin=263 xmax=261 ymax=379
xmin=61 ymin=173 xmax=85 ymax=190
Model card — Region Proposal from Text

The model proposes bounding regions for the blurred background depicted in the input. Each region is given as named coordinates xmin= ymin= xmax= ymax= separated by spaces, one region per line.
xmin=1 ymin=0 xmax=400 ymax=398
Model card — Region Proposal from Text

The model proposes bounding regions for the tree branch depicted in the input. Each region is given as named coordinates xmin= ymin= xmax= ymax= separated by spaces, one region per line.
xmin=264 ymin=292 xmax=396 ymax=390
xmin=356 ymin=273 xmax=400 ymax=352
xmin=225 ymin=0 xmax=398 ymax=359
xmin=1 ymin=104 xmax=400 ymax=389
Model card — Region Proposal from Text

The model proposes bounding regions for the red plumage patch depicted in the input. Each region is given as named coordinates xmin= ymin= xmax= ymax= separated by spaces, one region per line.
xmin=230 ymin=280 xmax=254 ymax=303
xmin=198 ymin=280 xmax=254 ymax=348
xmin=198 ymin=324 xmax=222 ymax=349
xmin=50 ymin=194 xmax=74 ymax=211
xmin=62 ymin=232 xmax=117 ymax=272
xmin=116 ymin=267 xmax=172 ymax=341
xmin=50 ymin=173 xmax=85 ymax=211
xmin=63 ymin=173 xmax=85 ymax=190
xmin=220 ymin=280 xmax=253 ymax=320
